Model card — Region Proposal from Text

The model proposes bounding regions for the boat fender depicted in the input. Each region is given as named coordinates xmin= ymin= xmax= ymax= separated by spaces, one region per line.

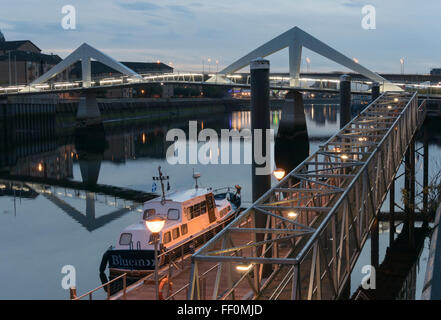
xmin=158 ymin=277 xmax=173 ymax=300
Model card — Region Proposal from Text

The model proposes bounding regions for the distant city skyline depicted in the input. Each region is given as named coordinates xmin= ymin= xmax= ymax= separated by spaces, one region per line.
xmin=0 ymin=0 xmax=440 ymax=74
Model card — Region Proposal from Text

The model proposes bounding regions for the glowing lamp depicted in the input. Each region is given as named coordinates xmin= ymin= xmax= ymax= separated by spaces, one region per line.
xmin=236 ymin=264 xmax=253 ymax=272
xmin=287 ymin=211 xmax=298 ymax=219
xmin=273 ymin=168 xmax=286 ymax=181
xmin=340 ymin=154 xmax=349 ymax=160
xmin=145 ymin=216 xmax=166 ymax=234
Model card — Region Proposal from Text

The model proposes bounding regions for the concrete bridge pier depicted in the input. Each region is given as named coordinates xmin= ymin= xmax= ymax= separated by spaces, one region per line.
xmin=275 ymin=91 xmax=309 ymax=175
xmin=76 ymin=93 xmax=101 ymax=123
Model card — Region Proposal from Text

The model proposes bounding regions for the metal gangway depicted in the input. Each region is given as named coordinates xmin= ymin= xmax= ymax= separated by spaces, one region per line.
xmin=188 ymin=91 xmax=426 ymax=300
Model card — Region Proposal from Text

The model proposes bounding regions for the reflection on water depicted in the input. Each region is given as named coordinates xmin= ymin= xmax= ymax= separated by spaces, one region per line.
xmin=0 ymin=103 xmax=439 ymax=299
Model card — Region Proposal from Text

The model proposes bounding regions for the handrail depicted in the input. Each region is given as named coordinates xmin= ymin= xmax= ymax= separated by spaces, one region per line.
xmin=166 ymin=263 xmax=220 ymax=300
xmin=71 ymin=272 xmax=127 ymax=300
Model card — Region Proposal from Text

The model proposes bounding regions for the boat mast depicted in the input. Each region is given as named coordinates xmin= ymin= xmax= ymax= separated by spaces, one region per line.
xmin=153 ymin=166 xmax=169 ymax=205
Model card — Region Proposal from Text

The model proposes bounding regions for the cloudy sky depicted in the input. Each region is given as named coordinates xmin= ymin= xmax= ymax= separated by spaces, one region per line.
xmin=0 ymin=0 xmax=440 ymax=74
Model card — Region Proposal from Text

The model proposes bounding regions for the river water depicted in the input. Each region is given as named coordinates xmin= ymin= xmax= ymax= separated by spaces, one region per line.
xmin=0 ymin=102 xmax=438 ymax=299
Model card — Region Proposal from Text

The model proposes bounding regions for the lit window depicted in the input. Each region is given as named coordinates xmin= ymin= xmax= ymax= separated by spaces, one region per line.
xmin=181 ymin=224 xmax=188 ymax=235
xmin=119 ymin=233 xmax=132 ymax=246
xmin=172 ymin=227 xmax=180 ymax=240
xmin=163 ymin=232 xmax=171 ymax=244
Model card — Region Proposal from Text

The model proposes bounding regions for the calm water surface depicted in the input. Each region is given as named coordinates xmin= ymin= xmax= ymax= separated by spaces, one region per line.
xmin=0 ymin=103 xmax=438 ymax=299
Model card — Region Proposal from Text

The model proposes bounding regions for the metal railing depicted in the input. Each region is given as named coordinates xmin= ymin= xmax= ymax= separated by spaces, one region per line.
xmin=74 ymin=209 xmax=241 ymax=300
xmin=71 ymin=273 xmax=127 ymax=300
xmin=188 ymin=91 xmax=426 ymax=300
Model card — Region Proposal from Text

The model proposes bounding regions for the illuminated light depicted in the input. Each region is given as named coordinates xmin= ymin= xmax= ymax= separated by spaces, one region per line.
xmin=141 ymin=89 xmax=145 ymax=94
xmin=0 ymin=184 xmax=6 ymax=189
xmin=157 ymin=60 xmax=161 ymax=64
xmin=358 ymin=137 xmax=367 ymax=142
xmin=37 ymin=163 xmax=44 ymax=172
xmin=142 ymin=133 xmax=146 ymax=144
xmin=236 ymin=264 xmax=253 ymax=272
xmin=288 ymin=211 xmax=298 ymax=219
xmin=145 ymin=216 xmax=166 ymax=234
xmin=273 ymin=168 xmax=286 ymax=181
xmin=334 ymin=147 xmax=341 ymax=153
xmin=387 ymin=105 xmax=392 ymax=109
xmin=311 ymin=93 xmax=315 ymax=98
xmin=394 ymin=98 xmax=399 ymax=102
xmin=353 ymin=58 xmax=359 ymax=63
xmin=340 ymin=154 xmax=349 ymax=160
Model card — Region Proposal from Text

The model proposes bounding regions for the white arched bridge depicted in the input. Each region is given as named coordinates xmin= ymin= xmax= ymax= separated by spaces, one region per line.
xmin=0 ymin=26 xmax=418 ymax=96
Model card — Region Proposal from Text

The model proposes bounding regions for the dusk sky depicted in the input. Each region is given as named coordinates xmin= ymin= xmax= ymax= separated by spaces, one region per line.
xmin=0 ymin=0 xmax=440 ymax=74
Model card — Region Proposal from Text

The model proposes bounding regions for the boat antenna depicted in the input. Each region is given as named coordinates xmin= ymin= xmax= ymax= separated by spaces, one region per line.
xmin=153 ymin=166 xmax=169 ymax=205
xmin=192 ymin=168 xmax=201 ymax=190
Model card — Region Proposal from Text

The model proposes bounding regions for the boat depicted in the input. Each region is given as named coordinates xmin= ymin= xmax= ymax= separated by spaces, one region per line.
xmin=100 ymin=166 xmax=241 ymax=279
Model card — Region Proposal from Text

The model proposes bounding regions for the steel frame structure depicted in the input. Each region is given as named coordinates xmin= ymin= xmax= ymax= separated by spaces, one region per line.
xmin=188 ymin=91 xmax=426 ymax=300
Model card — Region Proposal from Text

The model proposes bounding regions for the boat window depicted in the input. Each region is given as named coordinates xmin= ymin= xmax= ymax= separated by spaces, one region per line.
xmin=200 ymin=201 xmax=207 ymax=214
xmin=163 ymin=231 xmax=171 ymax=244
xmin=143 ymin=208 xmax=156 ymax=220
xmin=167 ymin=208 xmax=180 ymax=220
xmin=119 ymin=233 xmax=132 ymax=245
xmin=190 ymin=204 xmax=200 ymax=219
xmin=181 ymin=224 xmax=188 ymax=235
xmin=172 ymin=227 xmax=180 ymax=240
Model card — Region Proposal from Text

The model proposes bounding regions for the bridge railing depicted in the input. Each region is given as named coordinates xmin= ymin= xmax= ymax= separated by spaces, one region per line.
xmin=188 ymin=91 xmax=426 ymax=300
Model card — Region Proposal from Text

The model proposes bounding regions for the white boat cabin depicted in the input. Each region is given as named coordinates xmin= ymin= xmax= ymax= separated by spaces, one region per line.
xmin=115 ymin=188 xmax=233 ymax=251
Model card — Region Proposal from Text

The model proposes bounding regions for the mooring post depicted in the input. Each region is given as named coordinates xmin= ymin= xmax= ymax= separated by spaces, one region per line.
xmin=371 ymin=218 xmax=379 ymax=269
xmin=409 ymin=137 xmax=416 ymax=247
xmin=423 ymin=123 xmax=429 ymax=218
xmin=250 ymin=58 xmax=272 ymax=277
xmin=404 ymin=139 xmax=415 ymax=248
xmin=371 ymin=82 xmax=380 ymax=102
xmin=339 ymin=75 xmax=351 ymax=129
xmin=389 ymin=178 xmax=395 ymax=246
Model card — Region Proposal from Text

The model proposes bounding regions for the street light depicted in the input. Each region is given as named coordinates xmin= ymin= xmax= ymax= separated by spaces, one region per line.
xmin=236 ymin=264 xmax=253 ymax=272
xmin=273 ymin=168 xmax=286 ymax=181
xmin=145 ymin=215 xmax=166 ymax=300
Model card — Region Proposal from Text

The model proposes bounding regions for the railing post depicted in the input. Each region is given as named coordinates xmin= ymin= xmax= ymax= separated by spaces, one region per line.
xmin=69 ymin=287 xmax=77 ymax=300
xmin=123 ymin=274 xmax=127 ymax=298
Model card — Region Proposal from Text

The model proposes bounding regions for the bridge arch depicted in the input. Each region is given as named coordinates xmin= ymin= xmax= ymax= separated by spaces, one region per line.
xmin=26 ymin=43 xmax=143 ymax=90
xmin=218 ymin=26 xmax=400 ymax=91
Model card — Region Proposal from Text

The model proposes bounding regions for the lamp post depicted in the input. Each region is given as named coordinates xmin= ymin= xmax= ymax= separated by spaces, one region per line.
xmin=400 ymin=58 xmax=404 ymax=75
xmin=145 ymin=215 xmax=166 ymax=300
